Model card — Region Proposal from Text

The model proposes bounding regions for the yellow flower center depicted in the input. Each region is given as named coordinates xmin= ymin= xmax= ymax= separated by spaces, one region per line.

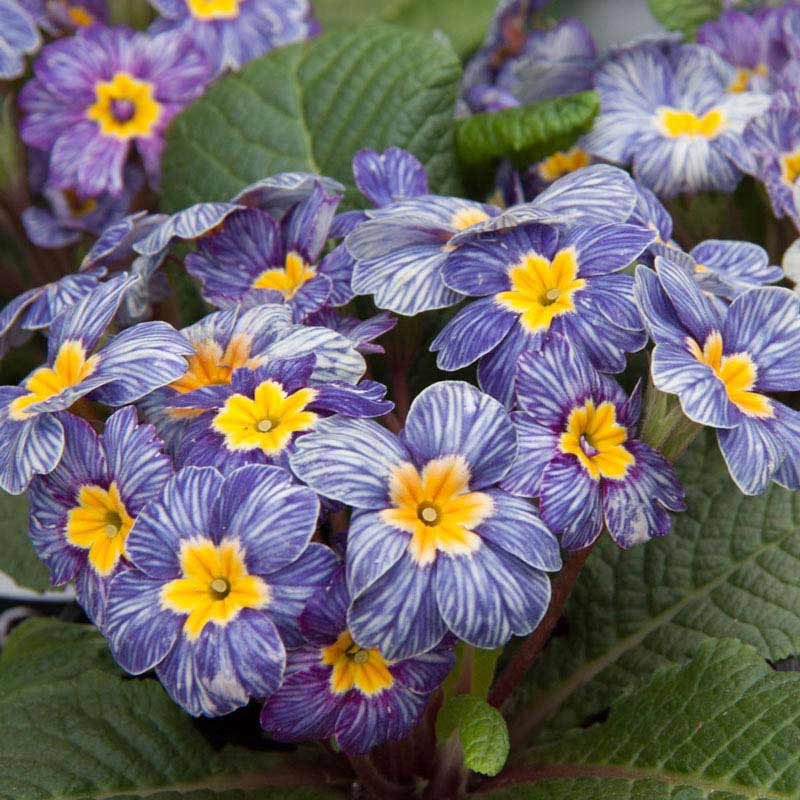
xmin=211 ymin=380 xmax=318 ymax=455
xmin=64 ymin=189 xmax=98 ymax=218
xmin=86 ymin=72 xmax=161 ymax=140
xmin=322 ymin=630 xmax=394 ymax=696
xmin=495 ymin=247 xmax=585 ymax=333
xmin=781 ymin=149 xmax=800 ymax=186
xmin=9 ymin=340 xmax=99 ymax=421
xmin=728 ymin=63 xmax=768 ymax=93
xmin=381 ymin=455 xmax=493 ymax=567
xmin=169 ymin=334 xmax=261 ymax=396
xmin=161 ymin=538 xmax=270 ymax=640
xmin=559 ymin=399 xmax=634 ymax=481
xmin=450 ymin=207 xmax=491 ymax=231
xmin=657 ymin=107 xmax=725 ymax=139
xmin=186 ymin=0 xmax=241 ymax=19
xmin=687 ymin=330 xmax=773 ymax=418
xmin=252 ymin=251 xmax=317 ymax=300
xmin=66 ymin=4 xmax=95 ymax=25
xmin=537 ymin=147 xmax=591 ymax=182
xmin=65 ymin=482 xmax=134 ymax=576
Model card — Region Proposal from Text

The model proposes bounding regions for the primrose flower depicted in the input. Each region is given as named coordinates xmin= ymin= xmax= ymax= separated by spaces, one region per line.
xmin=431 ymin=220 xmax=654 ymax=407
xmin=20 ymin=0 xmax=107 ymax=34
xmin=185 ymin=184 xmax=352 ymax=321
xmin=28 ymin=408 xmax=172 ymax=627
xmin=0 ymin=274 xmax=193 ymax=494
xmin=19 ymin=25 xmax=212 ymax=196
xmin=261 ymin=567 xmax=454 ymax=755
xmin=171 ymin=354 xmax=393 ymax=474
xmin=105 ymin=464 xmax=337 ymax=716
xmin=502 ymin=338 xmax=686 ymax=549
xmin=629 ymin=184 xmax=674 ymax=246
xmin=585 ymin=42 xmax=770 ymax=197
xmin=635 ymin=256 xmax=800 ymax=495
xmin=739 ymin=105 xmax=800 ymax=229
xmin=139 ymin=304 xmax=367 ymax=454
xmin=0 ymin=267 xmax=106 ymax=358
xmin=651 ymin=239 xmax=783 ymax=303
xmin=148 ymin=0 xmax=318 ymax=74
xmin=697 ymin=7 xmax=789 ymax=93
xmin=290 ymin=381 xmax=562 ymax=660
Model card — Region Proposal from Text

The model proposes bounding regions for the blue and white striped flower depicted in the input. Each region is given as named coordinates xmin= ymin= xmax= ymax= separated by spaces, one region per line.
xmin=290 ymin=381 xmax=562 ymax=660
xmin=138 ymin=304 xmax=367 ymax=455
xmin=738 ymin=104 xmax=800 ymax=229
xmin=0 ymin=0 xmax=40 ymax=79
xmin=431 ymin=220 xmax=654 ymax=407
xmin=28 ymin=407 xmax=172 ymax=628
xmin=635 ymin=255 xmax=800 ymax=495
xmin=105 ymin=464 xmax=337 ymax=716
xmin=502 ymin=337 xmax=686 ymax=550
xmin=148 ymin=0 xmax=319 ymax=74
xmin=185 ymin=183 xmax=352 ymax=321
xmin=651 ymin=239 xmax=783 ymax=304
xmin=586 ymin=42 xmax=770 ymax=197
xmin=0 ymin=274 xmax=193 ymax=494
xmin=170 ymin=354 xmax=392 ymax=474
xmin=261 ymin=567 xmax=454 ymax=755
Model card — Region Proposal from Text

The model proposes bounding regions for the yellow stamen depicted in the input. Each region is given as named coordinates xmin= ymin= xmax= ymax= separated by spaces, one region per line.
xmin=559 ymin=400 xmax=634 ymax=481
xmin=322 ymin=630 xmax=394 ymax=695
xmin=687 ymin=330 xmax=773 ymax=418
xmin=86 ymin=71 xmax=161 ymax=140
xmin=381 ymin=455 xmax=492 ymax=567
xmin=781 ymin=149 xmax=800 ymax=186
xmin=495 ymin=247 xmax=585 ymax=333
xmin=252 ymin=251 xmax=316 ymax=300
xmin=185 ymin=0 xmax=241 ymax=19
xmin=450 ymin=206 xmax=490 ymax=231
xmin=161 ymin=538 xmax=270 ymax=640
xmin=65 ymin=482 xmax=133 ymax=576
xmin=537 ymin=147 xmax=591 ymax=182
xmin=211 ymin=380 xmax=318 ymax=455
xmin=66 ymin=4 xmax=95 ymax=25
xmin=9 ymin=340 xmax=99 ymax=420
xmin=657 ymin=107 xmax=725 ymax=139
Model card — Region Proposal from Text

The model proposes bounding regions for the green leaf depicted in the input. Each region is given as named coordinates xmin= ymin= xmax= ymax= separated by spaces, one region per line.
xmin=508 ymin=431 xmax=800 ymax=746
xmin=0 ymin=619 xmax=116 ymax=698
xmin=312 ymin=0 xmax=497 ymax=57
xmin=161 ymin=24 xmax=462 ymax=213
xmin=0 ymin=94 xmax=25 ymax=196
xmin=437 ymin=695 xmax=509 ymax=776
xmin=485 ymin=639 xmax=800 ymax=799
xmin=455 ymin=91 xmax=599 ymax=175
xmin=0 ymin=621 xmax=344 ymax=800
xmin=0 ymin=490 xmax=51 ymax=592
xmin=646 ymin=0 xmax=722 ymax=36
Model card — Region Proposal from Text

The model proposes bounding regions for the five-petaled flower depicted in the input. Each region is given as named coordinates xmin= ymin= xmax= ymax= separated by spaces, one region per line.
xmin=0 ymin=274 xmax=193 ymax=494
xmin=28 ymin=407 xmax=172 ymax=627
xmin=290 ymin=381 xmax=561 ymax=660
xmin=105 ymin=464 xmax=337 ymax=716
xmin=261 ymin=567 xmax=454 ymax=755
xmin=431 ymin=220 xmax=654 ymax=407
xmin=635 ymin=255 xmax=800 ymax=494
xmin=501 ymin=337 xmax=686 ymax=549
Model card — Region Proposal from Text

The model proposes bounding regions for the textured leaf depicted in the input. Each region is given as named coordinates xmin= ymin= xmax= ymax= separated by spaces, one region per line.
xmin=0 ymin=621 xmax=344 ymax=800
xmin=0 ymin=490 xmax=51 ymax=593
xmin=437 ymin=695 xmax=509 ymax=776
xmin=161 ymin=24 xmax=462 ymax=213
xmin=455 ymin=92 xmax=599 ymax=173
xmin=312 ymin=0 xmax=497 ymax=57
xmin=0 ymin=94 xmax=25 ymax=196
xmin=508 ymin=431 xmax=800 ymax=745
xmin=485 ymin=639 xmax=800 ymax=799
xmin=647 ymin=0 xmax=722 ymax=36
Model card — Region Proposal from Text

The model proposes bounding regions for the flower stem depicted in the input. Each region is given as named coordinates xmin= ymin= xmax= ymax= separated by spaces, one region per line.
xmin=349 ymin=755 xmax=413 ymax=800
xmin=487 ymin=543 xmax=594 ymax=709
